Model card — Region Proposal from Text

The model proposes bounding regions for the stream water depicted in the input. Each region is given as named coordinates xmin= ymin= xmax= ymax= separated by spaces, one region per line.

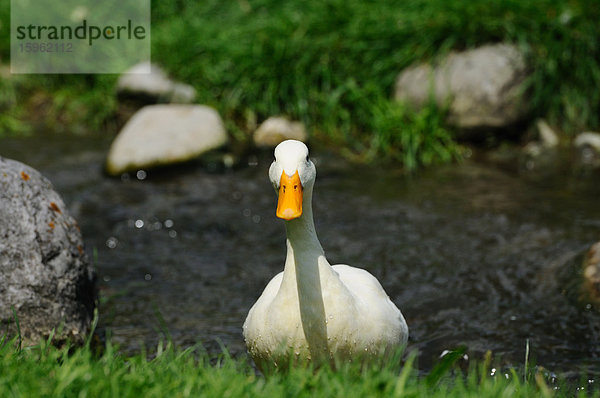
xmin=1 ymin=133 xmax=599 ymax=382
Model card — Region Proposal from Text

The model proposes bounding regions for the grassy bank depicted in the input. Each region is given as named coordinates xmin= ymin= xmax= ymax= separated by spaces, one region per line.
xmin=0 ymin=336 xmax=588 ymax=398
xmin=1 ymin=0 xmax=599 ymax=169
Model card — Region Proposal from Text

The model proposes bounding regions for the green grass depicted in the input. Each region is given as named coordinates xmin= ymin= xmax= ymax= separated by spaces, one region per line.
xmin=150 ymin=0 xmax=600 ymax=159
xmin=0 ymin=336 xmax=590 ymax=398
xmin=1 ymin=0 xmax=600 ymax=169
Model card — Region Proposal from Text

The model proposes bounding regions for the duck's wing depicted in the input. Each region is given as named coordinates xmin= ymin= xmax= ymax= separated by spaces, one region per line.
xmin=243 ymin=271 xmax=283 ymax=333
xmin=331 ymin=264 xmax=408 ymax=344
xmin=331 ymin=264 xmax=392 ymax=301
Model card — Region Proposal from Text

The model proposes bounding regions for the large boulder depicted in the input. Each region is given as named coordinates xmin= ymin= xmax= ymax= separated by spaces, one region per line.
xmin=106 ymin=104 xmax=228 ymax=175
xmin=0 ymin=157 xmax=96 ymax=345
xmin=117 ymin=62 xmax=197 ymax=104
xmin=394 ymin=43 xmax=529 ymax=130
xmin=253 ymin=116 xmax=307 ymax=148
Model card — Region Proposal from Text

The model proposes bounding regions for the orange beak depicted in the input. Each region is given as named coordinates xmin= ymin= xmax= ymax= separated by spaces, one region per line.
xmin=276 ymin=170 xmax=303 ymax=220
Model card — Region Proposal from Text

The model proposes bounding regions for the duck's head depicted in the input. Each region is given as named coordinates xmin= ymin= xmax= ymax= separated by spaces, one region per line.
xmin=269 ymin=140 xmax=316 ymax=221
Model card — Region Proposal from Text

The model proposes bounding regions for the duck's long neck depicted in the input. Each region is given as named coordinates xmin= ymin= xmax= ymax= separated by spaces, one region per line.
xmin=279 ymin=187 xmax=332 ymax=357
xmin=284 ymin=191 xmax=323 ymax=260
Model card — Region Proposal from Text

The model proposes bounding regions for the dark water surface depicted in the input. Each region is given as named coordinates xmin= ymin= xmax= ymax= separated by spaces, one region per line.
xmin=2 ymin=134 xmax=600 ymax=380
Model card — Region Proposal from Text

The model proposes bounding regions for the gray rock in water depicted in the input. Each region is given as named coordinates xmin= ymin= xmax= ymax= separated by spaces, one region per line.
xmin=0 ymin=157 xmax=96 ymax=345
xmin=117 ymin=62 xmax=197 ymax=104
xmin=394 ymin=43 xmax=529 ymax=130
xmin=106 ymin=104 xmax=228 ymax=175
xmin=536 ymin=119 xmax=559 ymax=148
xmin=253 ymin=117 xmax=307 ymax=148
xmin=574 ymin=132 xmax=600 ymax=152
xmin=574 ymin=132 xmax=600 ymax=168
xmin=521 ymin=119 xmax=560 ymax=171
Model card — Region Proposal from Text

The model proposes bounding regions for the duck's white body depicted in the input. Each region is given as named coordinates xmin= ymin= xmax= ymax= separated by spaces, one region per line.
xmin=243 ymin=140 xmax=408 ymax=369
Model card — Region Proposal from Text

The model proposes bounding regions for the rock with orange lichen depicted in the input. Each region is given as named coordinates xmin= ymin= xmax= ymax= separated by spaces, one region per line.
xmin=0 ymin=157 xmax=96 ymax=345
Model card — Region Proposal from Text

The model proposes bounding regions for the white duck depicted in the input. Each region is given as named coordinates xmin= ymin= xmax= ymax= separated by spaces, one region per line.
xmin=243 ymin=140 xmax=408 ymax=369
